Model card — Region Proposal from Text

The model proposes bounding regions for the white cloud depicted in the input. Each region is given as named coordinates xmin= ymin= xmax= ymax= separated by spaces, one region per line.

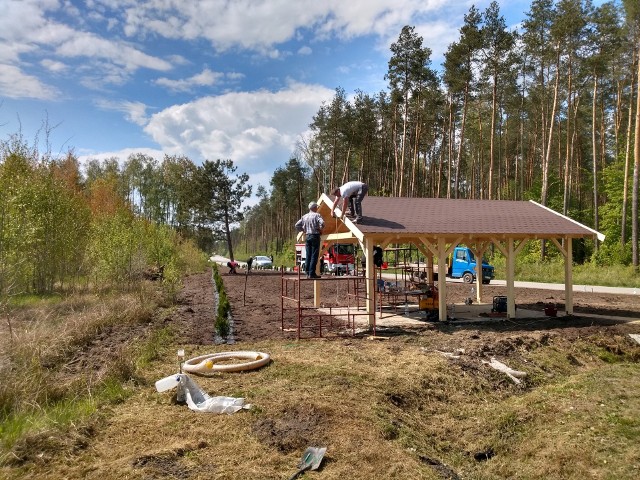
xmin=41 ymin=59 xmax=67 ymax=73
xmin=413 ymin=20 xmax=464 ymax=62
xmin=0 ymin=0 xmax=488 ymax=103
xmin=143 ymin=82 xmax=334 ymax=174
xmin=0 ymin=64 xmax=59 ymax=99
xmin=0 ymin=1 xmax=57 ymax=44
xmin=154 ymin=68 xmax=223 ymax=92
xmin=1 ymin=0 xmax=173 ymax=91
xmin=95 ymin=99 xmax=150 ymax=126
xmin=116 ymin=0 xmax=462 ymax=52
xmin=226 ymin=72 xmax=245 ymax=81
xmin=55 ymin=33 xmax=172 ymax=71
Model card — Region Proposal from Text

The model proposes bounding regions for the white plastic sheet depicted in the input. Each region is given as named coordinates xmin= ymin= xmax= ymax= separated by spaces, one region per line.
xmin=482 ymin=357 xmax=527 ymax=384
xmin=157 ymin=373 xmax=251 ymax=414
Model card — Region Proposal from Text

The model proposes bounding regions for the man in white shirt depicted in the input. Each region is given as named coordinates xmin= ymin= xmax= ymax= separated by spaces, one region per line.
xmin=330 ymin=181 xmax=368 ymax=223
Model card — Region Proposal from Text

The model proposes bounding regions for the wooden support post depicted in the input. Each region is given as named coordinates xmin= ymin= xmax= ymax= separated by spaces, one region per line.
xmin=365 ymin=237 xmax=375 ymax=327
xmin=551 ymin=236 xmax=573 ymax=315
xmin=437 ymin=237 xmax=447 ymax=322
xmin=565 ymin=237 xmax=573 ymax=315
xmin=507 ymin=238 xmax=516 ymax=319
xmin=475 ymin=263 xmax=483 ymax=304
xmin=469 ymin=242 xmax=489 ymax=304
xmin=313 ymin=278 xmax=321 ymax=307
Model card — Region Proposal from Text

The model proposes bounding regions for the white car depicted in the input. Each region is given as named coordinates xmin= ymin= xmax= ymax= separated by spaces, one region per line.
xmin=253 ymin=255 xmax=273 ymax=269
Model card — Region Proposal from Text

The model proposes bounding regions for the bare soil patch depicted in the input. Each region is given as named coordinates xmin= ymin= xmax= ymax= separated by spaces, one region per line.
xmin=216 ymin=270 xmax=640 ymax=344
xmin=252 ymin=404 xmax=331 ymax=453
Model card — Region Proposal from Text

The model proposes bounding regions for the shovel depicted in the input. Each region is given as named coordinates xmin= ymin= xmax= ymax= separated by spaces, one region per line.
xmin=288 ymin=446 xmax=326 ymax=480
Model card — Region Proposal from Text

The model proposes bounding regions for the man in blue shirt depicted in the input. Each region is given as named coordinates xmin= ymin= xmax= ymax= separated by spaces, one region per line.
xmin=295 ymin=202 xmax=325 ymax=278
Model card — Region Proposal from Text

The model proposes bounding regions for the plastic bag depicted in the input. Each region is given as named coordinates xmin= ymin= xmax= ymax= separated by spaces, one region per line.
xmin=156 ymin=373 xmax=251 ymax=414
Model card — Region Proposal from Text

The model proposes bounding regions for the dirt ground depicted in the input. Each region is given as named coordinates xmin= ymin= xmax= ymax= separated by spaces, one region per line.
xmin=4 ymin=269 xmax=640 ymax=479
xmin=185 ymin=269 xmax=640 ymax=345
xmin=43 ymin=267 xmax=639 ymax=394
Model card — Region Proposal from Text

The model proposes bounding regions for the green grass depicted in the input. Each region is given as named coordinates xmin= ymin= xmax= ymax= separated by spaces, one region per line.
xmin=491 ymin=258 xmax=640 ymax=288
xmin=0 ymin=397 xmax=97 ymax=451
xmin=5 ymin=293 xmax=64 ymax=308
xmin=0 ymin=300 xmax=175 ymax=463
xmin=136 ymin=326 xmax=174 ymax=368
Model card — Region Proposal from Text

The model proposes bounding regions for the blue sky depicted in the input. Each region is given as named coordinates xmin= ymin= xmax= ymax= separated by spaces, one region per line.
xmin=0 ymin=0 xmax=534 ymax=191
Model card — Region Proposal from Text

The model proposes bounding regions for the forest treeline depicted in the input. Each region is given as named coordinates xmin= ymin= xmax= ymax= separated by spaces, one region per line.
xmin=0 ymin=135 xmax=250 ymax=296
xmin=3 ymin=0 xmax=640 ymax=290
xmin=239 ymin=0 xmax=640 ymax=267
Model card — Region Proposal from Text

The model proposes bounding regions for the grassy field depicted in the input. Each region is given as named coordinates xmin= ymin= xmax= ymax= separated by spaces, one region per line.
xmin=2 ymin=285 xmax=640 ymax=479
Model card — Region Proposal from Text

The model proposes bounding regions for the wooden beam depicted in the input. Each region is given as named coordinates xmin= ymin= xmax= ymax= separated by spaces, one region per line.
xmin=514 ymin=239 xmax=527 ymax=256
xmin=446 ymin=237 xmax=463 ymax=257
xmin=378 ymin=236 xmax=394 ymax=250
xmin=529 ymin=199 xmax=605 ymax=242
xmin=490 ymin=237 xmax=508 ymax=256
xmin=343 ymin=216 xmax=364 ymax=242
xmin=550 ymin=237 xmax=567 ymax=257
xmin=418 ymin=236 xmax=438 ymax=257
xmin=324 ymin=231 xmax=358 ymax=242
xmin=413 ymin=243 xmax=432 ymax=262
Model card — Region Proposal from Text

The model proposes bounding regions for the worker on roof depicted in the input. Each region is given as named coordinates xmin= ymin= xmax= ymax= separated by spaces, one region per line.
xmin=295 ymin=202 xmax=325 ymax=279
xmin=330 ymin=181 xmax=368 ymax=224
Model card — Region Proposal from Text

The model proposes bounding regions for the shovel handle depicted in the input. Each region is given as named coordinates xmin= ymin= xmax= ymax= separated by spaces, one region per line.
xmin=288 ymin=464 xmax=311 ymax=480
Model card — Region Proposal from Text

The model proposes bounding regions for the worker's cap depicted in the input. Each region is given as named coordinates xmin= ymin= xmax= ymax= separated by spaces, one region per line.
xmin=308 ymin=201 xmax=318 ymax=210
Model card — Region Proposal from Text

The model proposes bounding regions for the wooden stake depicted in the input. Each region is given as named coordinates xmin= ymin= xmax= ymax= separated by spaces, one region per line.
xmin=243 ymin=269 xmax=249 ymax=306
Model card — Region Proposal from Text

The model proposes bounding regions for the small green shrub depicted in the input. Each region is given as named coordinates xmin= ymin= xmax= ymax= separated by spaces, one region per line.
xmin=216 ymin=289 xmax=231 ymax=338
xmin=215 ymin=315 xmax=230 ymax=338
xmin=211 ymin=263 xmax=230 ymax=338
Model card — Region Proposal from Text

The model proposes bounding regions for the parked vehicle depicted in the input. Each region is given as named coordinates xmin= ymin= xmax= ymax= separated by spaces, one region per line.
xmin=295 ymin=243 xmax=355 ymax=274
xmin=322 ymin=243 xmax=355 ymax=274
xmin=434 ymin=246 xmax=494 ymax=284
xmin=253 ymin=255 xmax=273 ymax=269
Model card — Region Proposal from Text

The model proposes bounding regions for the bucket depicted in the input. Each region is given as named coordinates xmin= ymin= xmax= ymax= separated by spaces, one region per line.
xmin=155 ymin=373 xmax=182 ymax=392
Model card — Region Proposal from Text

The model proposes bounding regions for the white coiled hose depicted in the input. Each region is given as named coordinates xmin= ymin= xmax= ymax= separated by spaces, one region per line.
xmin=182 ymin=351 xmax=271 ymax=375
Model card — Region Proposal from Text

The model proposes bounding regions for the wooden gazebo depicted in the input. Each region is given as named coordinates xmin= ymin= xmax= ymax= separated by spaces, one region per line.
xmin=299 ymin=195 xmax=604 ymax=323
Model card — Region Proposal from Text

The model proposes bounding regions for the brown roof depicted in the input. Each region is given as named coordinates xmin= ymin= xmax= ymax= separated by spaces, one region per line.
xmin=331 ymin=197 xmax=599 ymax=239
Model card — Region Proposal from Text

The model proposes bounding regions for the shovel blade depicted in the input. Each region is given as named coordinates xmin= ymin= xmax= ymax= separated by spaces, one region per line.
xmin=299 ymin=447 xmax=326 ymax=471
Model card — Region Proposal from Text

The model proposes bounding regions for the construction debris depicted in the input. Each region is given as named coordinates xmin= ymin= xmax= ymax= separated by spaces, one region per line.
xmin=431 ymin=348 xmax=465 ymax=359
xmin=420 ymin=347 xmax=466 ymax=359
xmin=435 ymin=351 xmax=461 ymax=359
xmin=482 ymin=357 xmax=527 ymax=384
